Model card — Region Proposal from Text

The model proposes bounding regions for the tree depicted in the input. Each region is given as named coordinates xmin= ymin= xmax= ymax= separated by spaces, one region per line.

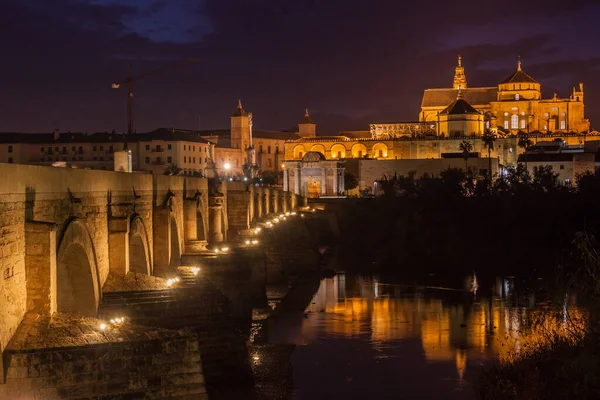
xmin=164 ymin=164 xmax=182 ymax=176
xmin=518 ymin=135 xmax=533 ymax=170
xmin=344 ymin=172 xmax=358 ymax=193
xmin=458 ymin=140 xmax=473 ymax=173
xmin=532 ymin=165 xmax=560 ymax=193
xmin=481 ymin=132 xmax=496 ymax=179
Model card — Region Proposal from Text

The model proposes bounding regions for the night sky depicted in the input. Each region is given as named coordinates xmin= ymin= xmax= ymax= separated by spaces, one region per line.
xmin=2 ymin=0 xmax=600 ymax=135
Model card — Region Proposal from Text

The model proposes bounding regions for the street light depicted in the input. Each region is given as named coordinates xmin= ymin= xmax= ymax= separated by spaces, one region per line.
xmin=224 ymin=162 xmax=231 ymax=179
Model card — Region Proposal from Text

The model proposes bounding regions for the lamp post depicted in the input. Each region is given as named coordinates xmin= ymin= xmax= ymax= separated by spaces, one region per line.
xmin=224 ymin=162 xmax=231 ymax=180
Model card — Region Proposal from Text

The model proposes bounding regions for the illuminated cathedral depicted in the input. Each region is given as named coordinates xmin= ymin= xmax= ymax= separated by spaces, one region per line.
xmin=420 ymin=56 xmax=589 ymax=135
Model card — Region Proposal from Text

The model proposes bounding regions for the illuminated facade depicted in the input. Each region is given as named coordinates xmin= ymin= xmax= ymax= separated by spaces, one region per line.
xmin=420 ymin=57 xmax=590 ymax=134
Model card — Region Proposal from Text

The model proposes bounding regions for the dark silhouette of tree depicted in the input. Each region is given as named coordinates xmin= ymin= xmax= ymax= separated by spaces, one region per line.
xmin=481 ymin=132 xmax=496 ymax=179
xmin=458 ymin=140 xmax=473 ymax=173
xmin=344 ymin=172 xmax=358 ymax=192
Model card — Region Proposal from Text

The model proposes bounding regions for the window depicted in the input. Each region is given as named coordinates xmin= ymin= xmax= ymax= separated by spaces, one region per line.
xmin=511 ymin=114 xmax=519 ymax=129
xmin=109 ymin=145 xmax=113 ymax=152
xmin=565 ymin=178 xmax=571 ymax=184
xmin=504 ymin=121 xmax=509 ymax=129
xmin=99 ymin=146 xmax=104 ymax=151
xmin=515 ymin=94 xmax=520 ymax=100
xmin=268 ymin=146 xmax=271 ymax=154
xmin=8 ymin=157 xmax=13 ymax=163
xmin=184 ymin=156 xmax=187 ymax=163
xmin=8 ymin=145 xmax=13 ymax=153
xmin=72 ymin=146 xmax=76 ymax=151
xmin=41 ymin=147 xmax=44 ymax=152
xmin=156 ymin=157 xmax=162 ymax=163
xmin=167 ymin=156 xmax=172 ymax=163
xmin=204 ymin=147 xmax=207 ymax=153
xmin=184 ymin=145 xmax=187 ymax=150
xmin=167 ymin=144 xmax=172 ymax=150
xmin=156 ymin=145 xmax=161 ymax=151
xmin=560 ymin=165 xmax=564 ymax=170
xmin=93 ymin=146 xmax=97 ymax=151
xmin=275 ymin=146 xmax=279 ymax=153
xmin=193 ymin=157 xmax=195 ymax=163
xmin=485 ymin=121 xmax=490 ymax=129
xmin=267 ymin=159 xmax=272 ymax=167
xmin=259 ymin=145 xmax=263 ymax=153
xmin=193 ymin=146 xmax=196 ymax=151
xmin=520 ymin=119 xmax=526 ymax=129
xmin=78 ymin=146 xmax=83 ymax=153
xmin=145 ymin=157 xmax=150 ymax=164
xmin=560 ymin=120 xmax=566 ymax=130
xmin=146 ymin=145 xmax=150 ymax=150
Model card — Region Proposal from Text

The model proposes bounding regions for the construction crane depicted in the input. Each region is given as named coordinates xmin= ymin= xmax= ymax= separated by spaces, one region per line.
xmin=112 ymin=58 xmax=201 ymax=135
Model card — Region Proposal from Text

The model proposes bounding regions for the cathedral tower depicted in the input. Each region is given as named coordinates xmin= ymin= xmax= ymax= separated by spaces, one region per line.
xmin=230 ymin=99 xmax=250 ymax=151
xmin=453 ymin=55 xmax=468 ymax=90
xmin=298 ymin=109 xmax=316 ymax=138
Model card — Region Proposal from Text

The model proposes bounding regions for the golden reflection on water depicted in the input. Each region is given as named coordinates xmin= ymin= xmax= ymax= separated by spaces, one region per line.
xmin=303 ymin=275 xmax=585 ymax=380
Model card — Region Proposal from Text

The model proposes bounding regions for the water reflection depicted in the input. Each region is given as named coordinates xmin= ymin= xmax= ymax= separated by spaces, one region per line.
xmin=275 ymin=274 xmax=584 ymax=399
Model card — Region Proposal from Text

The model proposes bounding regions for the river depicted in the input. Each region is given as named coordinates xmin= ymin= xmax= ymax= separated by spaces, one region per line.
xmin=265 ymin=273 xmax=579 ymax=400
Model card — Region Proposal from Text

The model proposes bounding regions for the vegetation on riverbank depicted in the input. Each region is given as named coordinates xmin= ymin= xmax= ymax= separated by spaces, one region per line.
xmin=335 ymin=166 xmax=600 ymax=285
xmin=477 ymin=231 xmax=600 ymax=399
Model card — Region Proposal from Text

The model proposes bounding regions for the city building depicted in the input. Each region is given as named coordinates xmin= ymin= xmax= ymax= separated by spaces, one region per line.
xmin=518 ymin=140 xmax=600 ymax=184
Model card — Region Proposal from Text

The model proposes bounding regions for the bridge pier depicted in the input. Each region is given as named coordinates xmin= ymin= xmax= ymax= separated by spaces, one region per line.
xmin=153 ymin=207 xmax=172 ymax=277
xmin=24 ymin=222 xmax=57 ymax=315
xmin=108 ymin=218 xmax=129 ymax=276
xmin=209 ymin=195 xmax=225 ymax=244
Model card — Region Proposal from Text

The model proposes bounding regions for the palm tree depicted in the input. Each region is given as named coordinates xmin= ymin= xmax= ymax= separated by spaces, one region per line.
xmin=164 ymin=163 xmax=182 ymax=176
xmin=481 ymin=132 xmax=496 ymax=179
xmin=458 ymin=140 xmax=473 ymax=173
xmin=518 ymin=136 xmax=533 ymax=170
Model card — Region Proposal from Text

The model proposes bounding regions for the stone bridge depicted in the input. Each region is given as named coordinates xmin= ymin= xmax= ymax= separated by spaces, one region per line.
xmin=0 ymin=163 xmax=305 ymax=397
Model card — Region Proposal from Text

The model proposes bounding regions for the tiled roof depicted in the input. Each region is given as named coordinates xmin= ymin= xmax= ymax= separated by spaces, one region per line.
xmin=253 ymin=130 xmax=300 ymax=140
xmin=517 ymin=153 xmax=574 ymax=162
xmin=141 ymin=128 xmax=209 ymax=143
xmin=441 ymin=98 xmax=480 ymax=115
xmin=421 ymin=88 xmax=497 ymax=108
xmin=337 ymin=130 xmax=371 ymax=139
xmin=501 ymin=69 xmax=538 ymax=84
xmin=0 ymin=132 xmax=127 ymax=144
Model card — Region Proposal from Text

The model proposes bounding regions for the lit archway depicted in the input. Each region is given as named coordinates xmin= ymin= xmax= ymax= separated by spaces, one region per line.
xmin=310 ymin=144 xmax=326 ymax=157
xmin=330 ymin=144 xmax=346 ymax=159
xmin=56 ymin=219 xmax=100 ymax=317
xmin=351 ymin=143 xmax=368 ymax=158
xmin=372 ymin=143 xmax=388 ymax=159
xmin=169 ymin=215 xmax=181 ymax=270
xmin=293 ymin=145 xmax=306 ymax=160
xmin=129 ymin=215 xmax=151 ymax=275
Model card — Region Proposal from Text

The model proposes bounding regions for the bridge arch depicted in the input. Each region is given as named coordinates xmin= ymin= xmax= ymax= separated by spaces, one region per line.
xmin=129 ymin=214 xmax=151 ymax=275
xmin=56 ymin=219 xmax=101 ymax=317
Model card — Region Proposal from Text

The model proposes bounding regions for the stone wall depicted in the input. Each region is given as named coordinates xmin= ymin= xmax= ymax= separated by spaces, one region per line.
xmin=0 ymin=163 xmax=211 ymax=360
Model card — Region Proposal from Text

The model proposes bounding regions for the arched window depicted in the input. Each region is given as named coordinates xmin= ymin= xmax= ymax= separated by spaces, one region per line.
xmin=504 ymin=121 xmax=509 ymax=129
xmin=515 ymin=94 xmax=520 ymax=100
xmin=511 ymin=114 xmax=519 ymax=129
xmin=520 ymin=119 xmax=526 ymax=129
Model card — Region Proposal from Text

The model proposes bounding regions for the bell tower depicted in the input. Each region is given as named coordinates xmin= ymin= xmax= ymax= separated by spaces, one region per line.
xmin=298 ymin=109 xmax=316 ymax=138
xmin=453 ymin=55 xmax=468 ymax=90
xmin=230 ymin=99 xmax=250 ymax=151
